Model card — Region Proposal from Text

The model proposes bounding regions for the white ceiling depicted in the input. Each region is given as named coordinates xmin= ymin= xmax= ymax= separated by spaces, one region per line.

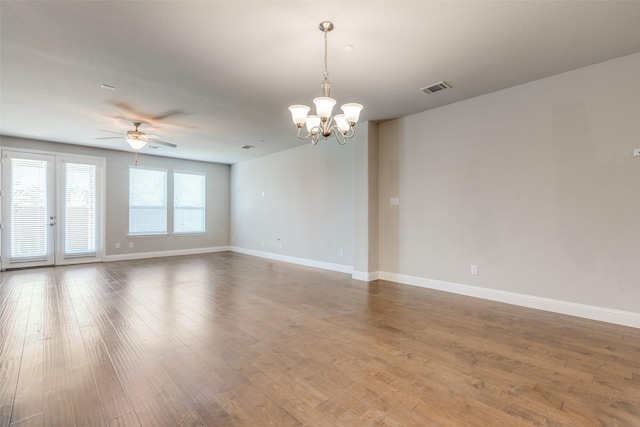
xmin=1 ymin=1 xmax=639 ymax=164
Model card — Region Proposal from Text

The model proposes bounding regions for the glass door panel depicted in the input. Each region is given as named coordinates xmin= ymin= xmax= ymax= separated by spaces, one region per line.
xmin=62 ymin=162 xmax=97 ymax=258
xmin=1 ymin=151 xmax=55 ymax=269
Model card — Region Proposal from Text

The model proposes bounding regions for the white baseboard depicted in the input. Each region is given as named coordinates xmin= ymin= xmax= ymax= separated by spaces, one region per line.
xmin=101 ymin=247 xmax=638 ymax=328
xmin=105 ymin=246 xmax=231 ymax=262
xmin=230 ymin=246 xmax=353 ymax=274
xmin=378 ymin=272 xmax=640 ymax=329
xmin=352 ymin=270 xmax=380 ymax=282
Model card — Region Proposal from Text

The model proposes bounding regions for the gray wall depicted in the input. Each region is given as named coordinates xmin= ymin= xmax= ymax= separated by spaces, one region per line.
xmin=378 ymin=53 xmax=640 ymax=313
xmin=231 ymin=141 xmax=354 ymax=267
xmin=2 ymin=53 xmax=637 ymax=317
xmin=0 ymin=137 xmax=230 ymax=256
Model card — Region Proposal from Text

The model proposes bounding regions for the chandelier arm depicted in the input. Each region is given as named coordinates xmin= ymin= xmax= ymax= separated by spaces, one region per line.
xmin=296 ymin=126 xmax=325 ymax=144
xmin=334 ymin=131 xmax=347 ymax=145
xmin=296 ymin=126 xmax=314 ymax=140
xmin=340 ymin=125 xmax=356 ymax=140
xmin=327 ymin=124 xmax=355 ymax=145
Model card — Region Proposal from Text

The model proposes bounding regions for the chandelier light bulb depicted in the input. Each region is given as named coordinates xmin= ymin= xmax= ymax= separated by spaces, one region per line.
xmin=333 ymin=114 xmax=350 ymax=134
xmin=313 ymin=97 xmax=336 ymax=120
xmin=306 ymin=115 xmax=321 ymax=134
xmin=341 ymin=103 xmax=363 ymax=125
xmin=289 ymin=105 xmax=311 ymax=127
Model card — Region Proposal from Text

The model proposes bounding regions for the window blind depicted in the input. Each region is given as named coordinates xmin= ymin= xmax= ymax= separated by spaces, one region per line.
xmin=129 ymin=167 xmax=167 ymax=235
xmin=174 ymin=172 xmax=205 ymax=234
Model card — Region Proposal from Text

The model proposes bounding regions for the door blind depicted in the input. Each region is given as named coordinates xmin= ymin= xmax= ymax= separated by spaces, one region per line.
xmin=64 ymin=163 xmax=97 ymax=256
xmin=9 ymin=157 xmax=49 ymax=260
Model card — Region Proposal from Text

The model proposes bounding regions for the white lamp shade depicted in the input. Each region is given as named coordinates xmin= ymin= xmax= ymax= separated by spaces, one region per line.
xmin=126 ymin=137 xmax=148 ymax=151
xmin=313 ymin=97 xmax=336 ymax=119
xmin=341 ymin=103 xmax=363 ymax=124
xmin=305 ymin=115 xmax=321 ymax=134
xmin=334 ymin=114 xmax=350 ymax=133
xmin=288 ymin=105 xmax=310 ymax=126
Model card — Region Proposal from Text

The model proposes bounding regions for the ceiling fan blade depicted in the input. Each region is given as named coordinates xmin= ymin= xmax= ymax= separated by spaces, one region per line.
xmin=95 ymin=136 xmax=123 ymax=140
xmin=111 ymin=102 xmax=141 ymax=116
xmin=98 ymin=129 xmax=125 ymax=135
xmin=151 ymin=109 xmax=183 ymax=121
xmin=148 ymin=139 xmax=177 ymax=148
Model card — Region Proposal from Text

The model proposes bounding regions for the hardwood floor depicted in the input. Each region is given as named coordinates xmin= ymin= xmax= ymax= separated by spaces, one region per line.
xmin=1 ymin=252 xmax=639 ymax=426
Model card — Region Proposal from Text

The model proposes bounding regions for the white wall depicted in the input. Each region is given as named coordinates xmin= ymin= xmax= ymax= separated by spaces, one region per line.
xmin=230 ymin=141 xmax=354 ymax=270
xmin=378 ymin=53 xmax=640 ymax=315
xmin=0 ymin=137 xmax=230 ymax=257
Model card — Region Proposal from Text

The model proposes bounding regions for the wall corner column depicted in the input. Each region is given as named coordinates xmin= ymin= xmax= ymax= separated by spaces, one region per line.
xmin=353 ymin=121 xmax=379 ymax=281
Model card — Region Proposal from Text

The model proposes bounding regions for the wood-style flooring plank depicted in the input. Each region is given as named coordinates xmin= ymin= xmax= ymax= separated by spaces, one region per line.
xmin=9 ymin=280 xmax=45 ymax=425
xmin=0 ymin=253 xmax=638 ymax=426
xmin=0 ymin=275 xmax=32 ymax=427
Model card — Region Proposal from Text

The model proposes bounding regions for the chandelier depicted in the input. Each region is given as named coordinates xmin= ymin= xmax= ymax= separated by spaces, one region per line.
xmin=288 ymin=21 xmax=363 ymax=145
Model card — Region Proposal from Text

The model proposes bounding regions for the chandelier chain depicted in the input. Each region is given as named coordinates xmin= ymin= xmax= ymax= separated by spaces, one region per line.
xmin=324 ymin=28 xmax=329 ymax=80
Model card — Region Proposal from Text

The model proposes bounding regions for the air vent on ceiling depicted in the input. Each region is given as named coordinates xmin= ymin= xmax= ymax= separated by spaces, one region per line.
xmin=420 ymin=81 xmax=451 ymax=94
xmin=240 ymin=145 xmax=254 ymax=149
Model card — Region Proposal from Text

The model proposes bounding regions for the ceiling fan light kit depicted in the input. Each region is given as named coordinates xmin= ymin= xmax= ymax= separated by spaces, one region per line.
xmin=288 ymin=21 xmax=363 ymax=145
xmin=125 ymin=123 xmax=150 ymax=151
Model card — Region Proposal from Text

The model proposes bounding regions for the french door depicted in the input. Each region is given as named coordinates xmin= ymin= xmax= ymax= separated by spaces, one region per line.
xmin=1 ymin=150 xmax=105 ymax=270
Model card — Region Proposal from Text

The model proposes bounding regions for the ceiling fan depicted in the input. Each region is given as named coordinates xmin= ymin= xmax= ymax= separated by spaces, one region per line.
xmin=97 ymin=121 xmax=177 ymax=151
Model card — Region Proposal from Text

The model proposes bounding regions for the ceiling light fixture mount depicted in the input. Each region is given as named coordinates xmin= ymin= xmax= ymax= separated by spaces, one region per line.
xmin=288 ymin=21 xmax=363 ymax=145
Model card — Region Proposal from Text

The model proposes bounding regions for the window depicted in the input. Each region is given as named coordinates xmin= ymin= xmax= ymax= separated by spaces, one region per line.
xmin=129 ymin=167 xmax=167 ymax=235
xmin=174 ymin=172 xmax=205 ymax=234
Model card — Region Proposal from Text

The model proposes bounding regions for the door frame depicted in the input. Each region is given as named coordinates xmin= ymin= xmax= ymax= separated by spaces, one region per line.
xmin=0 ymin=148 xmax=106 ymax=270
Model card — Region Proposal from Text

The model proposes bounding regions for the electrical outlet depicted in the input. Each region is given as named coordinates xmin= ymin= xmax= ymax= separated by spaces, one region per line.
xmin=129 ymin=242 xmax=134 ymax=248
xmin=115 ymin=242 xmax=120 ymax=249
xmin=470 ymin=265 xmax=479 ymax=275
xmin=634 ymin=148 xmax=640 ymax=157
xmin=390 ymin=197 xmax=400 ymax=206
xmin=277 ymin=238 xmax=282 ymax=248
xmin=261 ymin=240 xmax=265 ymax=247
xmin=339 ymin=249 xmax=344 ymax=257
